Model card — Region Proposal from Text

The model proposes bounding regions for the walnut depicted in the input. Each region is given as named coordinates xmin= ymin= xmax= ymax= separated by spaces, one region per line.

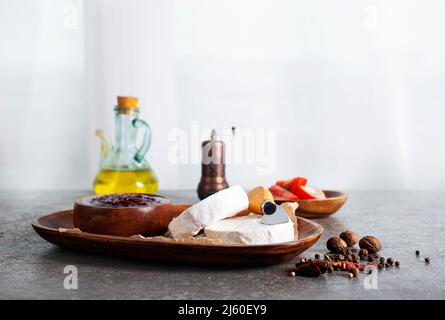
xmin=326 ymin=236 xmax=347 ymax=254
xmin=339 ymin=230 xmax=359 ymax=247
xmin=359 ymin=236 xmax=382 ymax=253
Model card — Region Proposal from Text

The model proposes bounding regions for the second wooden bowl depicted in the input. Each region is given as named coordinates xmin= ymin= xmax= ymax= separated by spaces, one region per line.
xmin=275 ymin=190 xmax=347 ymax=218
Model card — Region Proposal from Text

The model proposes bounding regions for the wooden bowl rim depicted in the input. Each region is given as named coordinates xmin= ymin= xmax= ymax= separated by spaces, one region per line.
xmin=32 ymin=208 xmax=324 ymax=249
xmin=74 ymin=193 xmax=172 ymax=210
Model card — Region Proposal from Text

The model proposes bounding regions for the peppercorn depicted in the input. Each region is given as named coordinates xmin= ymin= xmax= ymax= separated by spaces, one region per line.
xmin=315 ymin=253 xmax=320 ymax=259
xmin=350 ymin=267 xmax=359 ymax=278
xmin=359 ymin=249 xmax=368 ymax=258
xmin=395 ymin=261 xmax=400 ymax=267
xmin=378 ymin=263 xmax=384 ymax=270
xmin=368 ymin=256 xmax=374 ymax=262
xmin=425 ymin=257 xmax=431 ymax=263
xmin=415 ymin=250 xmax=420 ymax=256
xmin=387 ymin=257 xmax=394 ymax=266
xmin=380 ymin=257 xmax=385 ymax=263
xmin=385 ymin=263 xmax=390 ymax=268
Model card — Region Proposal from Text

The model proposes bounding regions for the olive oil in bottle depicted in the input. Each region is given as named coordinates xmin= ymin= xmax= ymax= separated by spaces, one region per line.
xmin=93 ymin=96 xmax=159 ymax=194
xmin=93 ymin=169 xmax=158 ymax=194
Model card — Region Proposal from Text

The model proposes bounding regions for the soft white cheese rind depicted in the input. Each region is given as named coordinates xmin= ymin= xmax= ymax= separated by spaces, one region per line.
xmin=204 ymin=214 xmax=295 ymax=245
xmin=168 ymin=185 xmax=249 ymax=239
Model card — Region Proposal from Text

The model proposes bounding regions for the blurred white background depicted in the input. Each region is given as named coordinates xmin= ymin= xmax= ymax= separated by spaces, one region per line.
xmin=1 ymin=0 xmax=444 ymax=191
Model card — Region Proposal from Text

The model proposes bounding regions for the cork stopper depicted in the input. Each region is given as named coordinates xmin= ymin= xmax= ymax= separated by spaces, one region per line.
xmin=117 ymin=96 xmax=138 ymax=108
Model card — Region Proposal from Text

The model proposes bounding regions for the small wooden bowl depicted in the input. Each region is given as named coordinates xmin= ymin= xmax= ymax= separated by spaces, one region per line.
xmin=275 ymin=190 xmax=347 ymax=218
xmin=73 ymin=194 xmax=175 ymax=237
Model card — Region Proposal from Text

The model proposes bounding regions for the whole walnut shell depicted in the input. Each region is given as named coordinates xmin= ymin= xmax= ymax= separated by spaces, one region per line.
xmin=339 ymin=230 xmax=359 ymax=247
xmin=326 ymin=236 xmax=347 ymax=254
xmin=359 ymin=236 xmax=382 ymax=253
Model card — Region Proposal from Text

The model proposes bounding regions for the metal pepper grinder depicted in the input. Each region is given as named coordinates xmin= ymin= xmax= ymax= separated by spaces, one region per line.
xmin=197 ymin=129 xmax=229 ymax=200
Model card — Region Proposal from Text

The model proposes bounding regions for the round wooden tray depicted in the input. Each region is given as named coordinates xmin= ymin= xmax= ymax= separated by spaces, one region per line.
xmin=32 ymin=207 xmax=323 ymax=266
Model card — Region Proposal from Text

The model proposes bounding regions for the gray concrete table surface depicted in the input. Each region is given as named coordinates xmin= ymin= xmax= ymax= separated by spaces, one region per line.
xmin=0 ymin=190 xmax=444 ymax=300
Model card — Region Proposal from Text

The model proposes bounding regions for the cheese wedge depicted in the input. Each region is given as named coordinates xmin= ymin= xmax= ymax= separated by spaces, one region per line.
xmin=204 ymin=214 xmax=295 ymax=245
xmin=247 ymin=186 xmax=274 ymax=214
xmin=168 ymin=185 xmax=249 ymax=239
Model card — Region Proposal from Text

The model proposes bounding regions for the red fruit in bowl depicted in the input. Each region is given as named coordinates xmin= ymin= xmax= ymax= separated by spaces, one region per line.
xmin=276 ymin=177 xmax=307 ymax=191
xmin=269 ymin=185 xmax=299 ymax=201
xmin=289 ymin=177 xmax=308 ymax=195
xmin=294 ymin=186 xmax=326 ymax=200
xmin=275 ymin=179 xmax=293 ymax=190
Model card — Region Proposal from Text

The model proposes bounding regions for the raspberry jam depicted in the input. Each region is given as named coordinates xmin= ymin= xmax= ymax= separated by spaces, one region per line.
xmin=84 ymin=194 xmax=167 ymax=208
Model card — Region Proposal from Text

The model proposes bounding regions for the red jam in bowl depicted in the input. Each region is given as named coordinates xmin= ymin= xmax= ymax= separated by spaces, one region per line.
xmin=83 ymin=194 xmax=168 ymax=208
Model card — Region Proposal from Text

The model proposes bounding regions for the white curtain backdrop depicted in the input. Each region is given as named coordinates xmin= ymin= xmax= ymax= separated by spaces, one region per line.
xmin=1 ymin=0 xmax=445 ymax=190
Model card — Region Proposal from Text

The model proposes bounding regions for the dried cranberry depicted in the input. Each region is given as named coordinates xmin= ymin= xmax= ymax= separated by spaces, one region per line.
xmin=85 ymin=194 xmax=165 ymax=208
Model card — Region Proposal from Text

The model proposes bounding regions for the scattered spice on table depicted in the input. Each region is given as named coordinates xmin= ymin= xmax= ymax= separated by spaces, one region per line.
xmin=287 ymin=230 xmax=403 ymax=280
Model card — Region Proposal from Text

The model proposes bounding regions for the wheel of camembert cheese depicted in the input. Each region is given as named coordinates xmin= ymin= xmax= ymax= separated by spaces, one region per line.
xmin=168 ymin=185 xmax=249 ymax=239
xmin=204 ymin=214 xmax=295 ymax=245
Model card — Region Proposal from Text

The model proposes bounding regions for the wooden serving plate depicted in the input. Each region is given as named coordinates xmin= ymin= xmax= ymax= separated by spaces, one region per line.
xmin=275 ymin=190 xmax=347 ymax=218
xmin=32 ymin=207 xmax=323 ymax=266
